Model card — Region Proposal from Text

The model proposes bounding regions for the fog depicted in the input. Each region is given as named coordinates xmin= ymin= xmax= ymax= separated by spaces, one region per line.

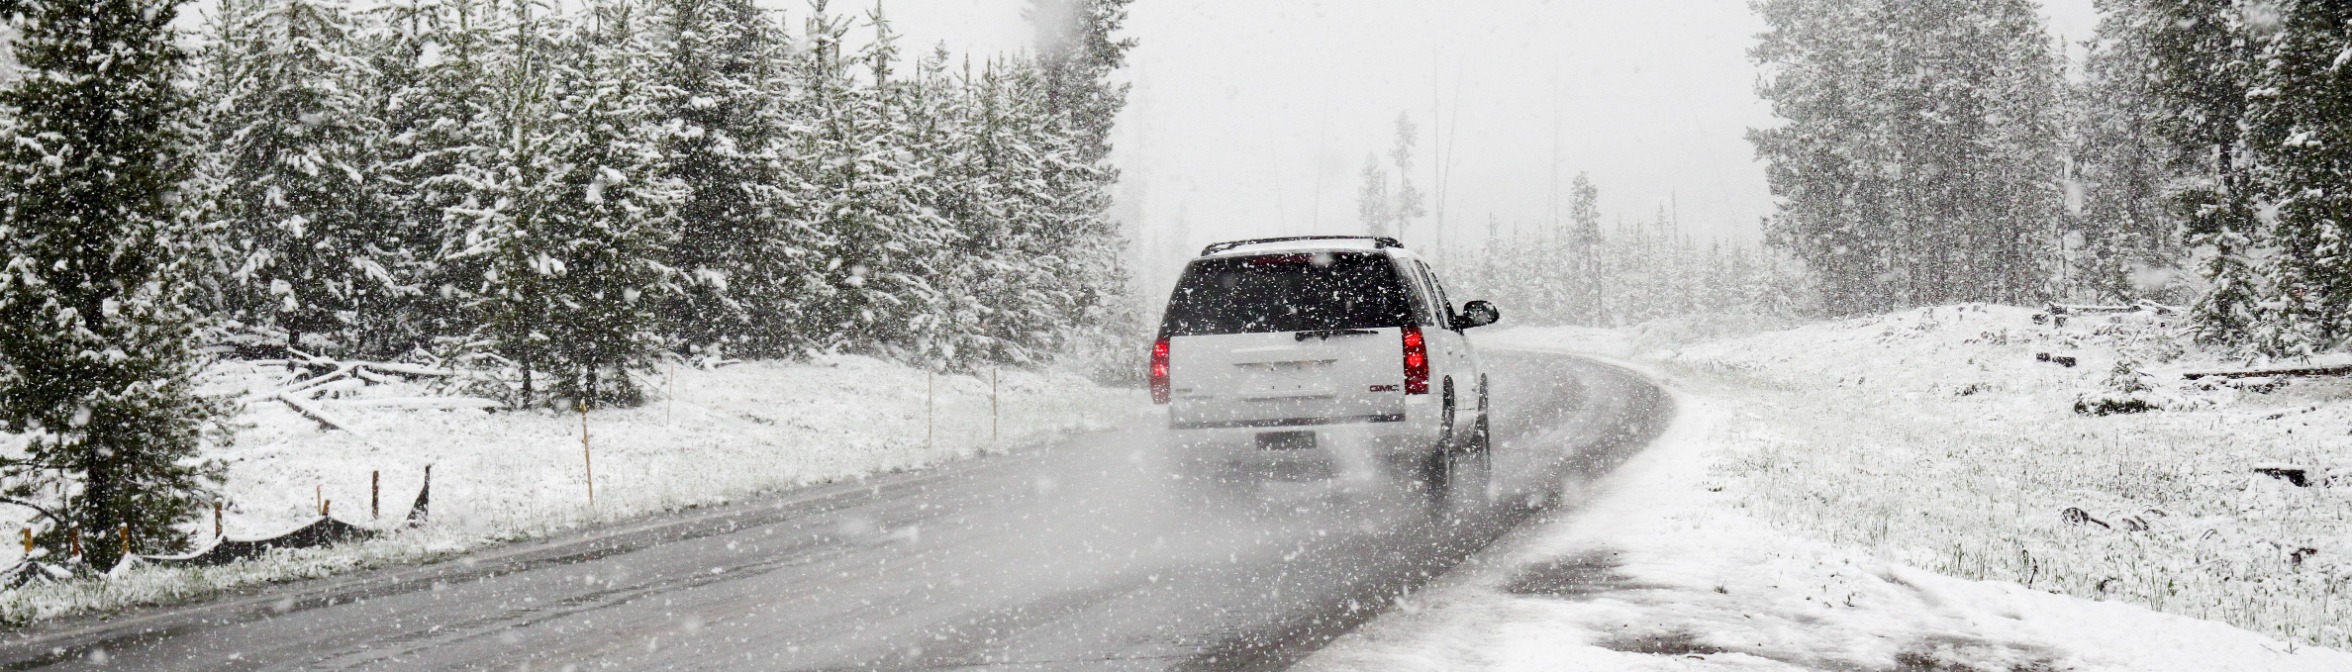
xmin=866 ymin=0 xmax=2100 ymax=290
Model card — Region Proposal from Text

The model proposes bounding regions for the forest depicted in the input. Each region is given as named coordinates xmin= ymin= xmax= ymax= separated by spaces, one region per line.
xmin=0 ymin=0 xmax=1133 ymax=564
xmin=1427 ymin=0 xmax=2351 ymax=344
xmin=1751 ymin=0 xmax=2352 ymax=356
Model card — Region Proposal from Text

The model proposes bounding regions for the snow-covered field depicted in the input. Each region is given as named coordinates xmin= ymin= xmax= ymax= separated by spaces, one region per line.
xmin=1306 ymin=306 xmax=2352 ymax=669
xmin=0 ymin=356 xmax=1146 ymax=626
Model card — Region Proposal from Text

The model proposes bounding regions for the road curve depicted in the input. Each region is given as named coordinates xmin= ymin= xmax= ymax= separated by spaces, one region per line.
xmin=0 ymin=350 xmax=1669 ymax=671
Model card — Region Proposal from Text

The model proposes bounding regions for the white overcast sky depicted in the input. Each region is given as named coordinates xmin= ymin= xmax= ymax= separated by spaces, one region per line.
xmin=863 ymin=0 xmax=2100 ymax=273
xmin=179 ymin=0 xmax=2102 ymax=268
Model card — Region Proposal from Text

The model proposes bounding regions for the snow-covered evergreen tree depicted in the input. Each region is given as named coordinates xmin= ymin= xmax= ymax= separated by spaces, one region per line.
xmin=458 ymin=0 xmax=682 ymax=407
xmin=1023 ymin=0 xmax=1134 ymax=164
xmin=2069 ymin=6 xmax=2189 ymax=304
xmin=647 ymin=0 xmax=799 ymax=356
xmin=201 ymin=0 xmax=383 ymax=358
xmin=1388 ymin=113 xmax=1426 ymax=242
xmin=0 ymin=0 xmax=227 ymax=567
xmin=788 ymin=4 xmax=948 ymax=359
xmin=1751 ymin=0 xmax=2065 ymax=314
xmin=1567 ymin=172 xmax=1602 ymax=325
xmin=363 ymin=0 xmax=510 ymax=353
xmin=2244 ymin=0 xmax=2352 ymax=355
xmin=1356 ymin=155 xmax=1391 ymax=237
xmin=2114 ymin=0 xmax=2264 ymax=345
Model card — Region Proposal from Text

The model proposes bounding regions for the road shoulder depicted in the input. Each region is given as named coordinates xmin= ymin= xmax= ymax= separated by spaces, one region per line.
xmin=1300 ymin=344 xmax=2352 ymax=672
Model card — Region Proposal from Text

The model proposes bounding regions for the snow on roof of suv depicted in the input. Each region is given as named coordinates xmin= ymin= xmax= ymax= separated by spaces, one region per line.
xmin=1198 ymin=235 xmax=1407 ymax=258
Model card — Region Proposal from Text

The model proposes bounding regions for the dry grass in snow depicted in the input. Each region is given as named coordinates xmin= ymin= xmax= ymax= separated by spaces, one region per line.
xmin=1499 ymin=304 xmax=2352 ymax=651
xmin=1304 ymin=389 xmax=2352 ymax=671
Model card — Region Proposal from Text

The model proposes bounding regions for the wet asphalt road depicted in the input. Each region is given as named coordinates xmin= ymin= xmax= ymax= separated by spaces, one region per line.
xmin=0 ymin=349 xmax=1669 ymax=671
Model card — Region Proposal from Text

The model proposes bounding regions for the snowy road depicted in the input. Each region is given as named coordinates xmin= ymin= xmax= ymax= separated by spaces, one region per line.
xmin=0 ymin=350 xmax=1668 ymax=671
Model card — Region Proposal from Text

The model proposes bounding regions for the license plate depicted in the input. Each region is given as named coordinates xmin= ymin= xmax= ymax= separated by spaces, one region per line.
xmin=1256 ymin=431 xmax=1316 ymax=451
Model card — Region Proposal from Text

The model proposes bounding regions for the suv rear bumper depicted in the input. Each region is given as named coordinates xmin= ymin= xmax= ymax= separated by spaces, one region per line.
xmin=1162 ymin=400 xmax=1446 ymax=480
xmin=1168 ymin=412 xmax=1404 ymax=430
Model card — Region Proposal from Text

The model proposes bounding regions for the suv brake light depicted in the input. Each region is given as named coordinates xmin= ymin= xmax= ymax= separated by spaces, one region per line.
xmin=1402 ymin=326 xmax=1429 ymax=395
xmin=1150 ymin=338 xmax=1171 ymax=404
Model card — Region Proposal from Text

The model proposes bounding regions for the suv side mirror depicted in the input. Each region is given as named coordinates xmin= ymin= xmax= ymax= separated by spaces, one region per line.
xmin=1454 ymin=300 xmax=1500 ymax=330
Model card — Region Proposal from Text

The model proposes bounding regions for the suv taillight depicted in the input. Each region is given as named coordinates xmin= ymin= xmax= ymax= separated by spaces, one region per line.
xmin=1402 ymin=326 xmax=1429 ymax=395
xmin=1150 ymin=338 xmax=1171 ymax=404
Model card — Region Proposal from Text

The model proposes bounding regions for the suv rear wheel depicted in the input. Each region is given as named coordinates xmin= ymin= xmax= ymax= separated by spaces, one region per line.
xmin=1420 ymin=378 xmax=1490 ymax=511
xmin=1471 ymin=374 xmax=1491 ymax=454
xmin=1438 ymin=377 xmax=1456 ymax=448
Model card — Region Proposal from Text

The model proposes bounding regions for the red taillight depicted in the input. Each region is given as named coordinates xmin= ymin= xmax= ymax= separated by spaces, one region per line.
xmin=1401 ymin=326 xmax=1429 ymax=395
xmin=1150 ymin=338 xmax=1171 ymax=404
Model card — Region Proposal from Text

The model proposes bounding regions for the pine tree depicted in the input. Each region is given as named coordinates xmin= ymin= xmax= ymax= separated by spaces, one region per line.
xmin=2118 ymin=0 xmax=2264 ymax=345
xmin=648 ymin=0 xmax=797 ymax=356
xmin=1024 ymin=0 xmax=1135 ymax=164
xmin=460 ymin=0 xmax=681 ymax=407
xmin=202 ymin=0 xmax=382 ymax=359
xmin=1390 ymin=112 xmax=1426 ymax=241
xmin=790 ymin=3 xmax=948 ymax=358
xmin=2244 ymin=0 xmax=2352 ymax=354
xmin=1568 ymin=172 xmax=1602 ymax=325
xmin=1750 ymin=0 xmax=1897 ymax=314
xmin=1356 ymin=155 xmax=1391 ymax=237
xmin=0 ymin=0 xmax=227 ymax=567
xmin=1020 ymin=0 xmax=1136 ymax=371
xmin=1751 ymin=0 xmax=2064 ymax=314
xmin=2070 ymin=6 xmax=2187 ymax=303
xmin=367 ymin=0 xmax=511 ymax=353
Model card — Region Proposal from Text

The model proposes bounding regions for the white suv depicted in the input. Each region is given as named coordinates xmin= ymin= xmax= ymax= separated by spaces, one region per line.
xmin=1151 ymin=236 xmax=1501 ymax=495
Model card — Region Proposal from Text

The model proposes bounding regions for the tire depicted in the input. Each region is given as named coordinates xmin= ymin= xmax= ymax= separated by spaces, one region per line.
xmin=1420 ymin=377 xmax=1489 ymax=511
xmin=1471 ymin=375 xmax=1491 ymax=454
xmin=1437 ymin=377 xmax=1456 ymax=449
xmin=1419 ymin=439 xmax=1491 ymax=513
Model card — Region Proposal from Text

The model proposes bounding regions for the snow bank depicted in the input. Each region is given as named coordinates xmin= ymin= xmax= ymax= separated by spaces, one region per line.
xmin=1306 ymin=307 xmax=2350 ymax=667
xmin=0 ymin=355 xmax=1145 ymax=626
xmin=1304 ymin=380 xmax=2352 ymax=671
xmin=1645 ymin=305 xmax=2352 ymax=650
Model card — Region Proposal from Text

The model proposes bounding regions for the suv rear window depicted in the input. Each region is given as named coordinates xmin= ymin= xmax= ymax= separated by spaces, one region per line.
xmin=1159 ymin=252 xmax=1414 ymax=336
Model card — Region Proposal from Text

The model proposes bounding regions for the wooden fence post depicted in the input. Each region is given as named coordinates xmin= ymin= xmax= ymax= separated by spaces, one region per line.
xmin=372 ymin=470 xmax=380 ymax=519
xmin=69 ymin=527 xmax=79 ymax=559
xmin=213 ymin=501 xmax=222 ymax=538
xmin=925 ymin=370 xmax=935 ymax=451
xmin=118 ymin=524 xmax=128 ymax=559
xmin=581 ymin=401 xmax=594 ymax=506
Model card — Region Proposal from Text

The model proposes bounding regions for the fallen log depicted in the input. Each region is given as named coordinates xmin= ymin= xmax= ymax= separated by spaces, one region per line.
xmin=327 ymin=397 xmax=500 ymax=411
xmin=360 ymin=362 xmax=461 ymax=379
xmin=2182 ymin=365 xmax=2352 ymax=381
xmin=276 ymin=394 xmax=359 ymax=433
xmin=276 ymin=365 xmax=357 ymax=398
xmin=2255 ymin=464 xmax=2312 ymax=487
xmin=2046 ymin=301 xmax=2182 ymax=315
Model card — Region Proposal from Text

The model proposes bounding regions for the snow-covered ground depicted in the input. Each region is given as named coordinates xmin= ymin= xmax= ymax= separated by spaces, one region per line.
xmin=1305 ymin=306 xmax=2352 ymax=670
xmin=0 ymin=356 xmax=1146 ymax=626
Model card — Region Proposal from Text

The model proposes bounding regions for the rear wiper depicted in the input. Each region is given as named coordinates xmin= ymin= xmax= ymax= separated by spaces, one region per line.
xmin=1295 ymin=328 xmax=1378 ymax=341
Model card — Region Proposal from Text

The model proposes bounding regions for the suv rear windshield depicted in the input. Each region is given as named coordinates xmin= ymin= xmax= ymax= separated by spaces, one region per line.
xmin=1160 ymin=252 xmax=1413 ymax=336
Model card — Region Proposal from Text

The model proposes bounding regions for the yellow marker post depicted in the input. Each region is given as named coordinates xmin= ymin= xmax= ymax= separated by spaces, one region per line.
xmin=581 ymin=401 xmax=595 ymax=506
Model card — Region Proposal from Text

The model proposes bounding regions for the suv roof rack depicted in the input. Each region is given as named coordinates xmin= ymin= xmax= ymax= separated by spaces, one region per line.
xmin=1200 ymin=236 xmax=1404 ymax=257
